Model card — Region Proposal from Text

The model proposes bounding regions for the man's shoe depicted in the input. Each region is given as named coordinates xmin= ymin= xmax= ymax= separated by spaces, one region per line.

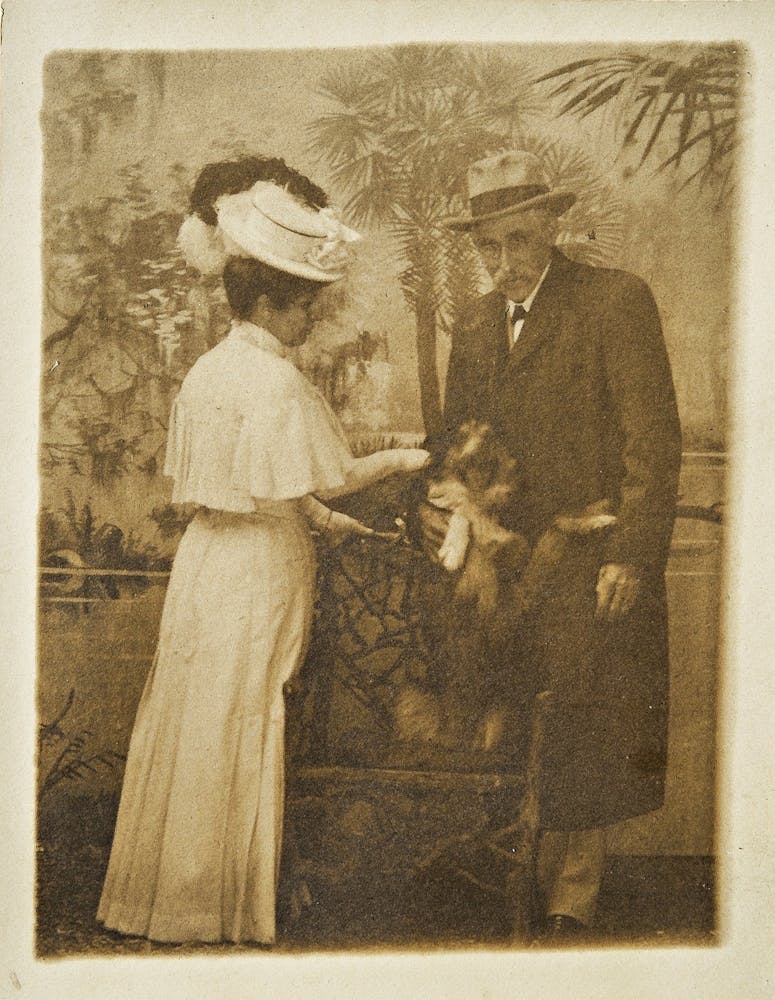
xmin=542 ymin=914 xmax=588 ymax=945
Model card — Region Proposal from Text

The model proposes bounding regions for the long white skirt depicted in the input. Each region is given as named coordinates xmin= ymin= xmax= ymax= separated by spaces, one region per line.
xmin=97 ymin=506 xmax=316 ymax=943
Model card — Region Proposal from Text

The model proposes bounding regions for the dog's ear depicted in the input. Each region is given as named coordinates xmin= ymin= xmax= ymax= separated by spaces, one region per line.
xmin=445 ymin=421 xmax=486 ymax=477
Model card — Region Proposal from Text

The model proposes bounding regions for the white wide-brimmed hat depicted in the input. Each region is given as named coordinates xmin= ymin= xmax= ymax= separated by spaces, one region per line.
xmin=445 ymin=150 xmax=576 ymax=231
xmin=177 ymin=181 xmax=361 ymax=281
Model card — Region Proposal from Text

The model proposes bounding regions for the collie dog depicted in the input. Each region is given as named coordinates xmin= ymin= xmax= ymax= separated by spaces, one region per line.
xmin=397 ymin=421 xmax=616 ymax=753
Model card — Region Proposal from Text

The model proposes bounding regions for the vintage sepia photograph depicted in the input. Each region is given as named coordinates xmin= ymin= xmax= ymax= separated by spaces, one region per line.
xmin=35 ymin=39 xmax=728 ymax=956
xmin=3 ymin=1 xmax=774 ymax=996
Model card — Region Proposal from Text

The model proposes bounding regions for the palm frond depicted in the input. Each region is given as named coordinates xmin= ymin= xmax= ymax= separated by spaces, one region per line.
xmin=622 ymin=92 xmax=658 ymax=146
xmin=637 ymin=87 xmax=682 ymax=166
xmin=658 ymin=119 xmax=734 ymax=171
xmin=558 ymin=74 xmax=624 ymax=117
xmin=305 ymin=111 xmax=380 ymax=170
xmin=534 ymin=56 xmax=643 ymax=84
xmin=309 ymin=45 xmax=545 ymax=224
xmin=533 ymin=45 xmax=741 ymax=205
xmin=341 ymin=188 xmax=387 ymax=230
xmin=315 ymin=63 xmax=386 ymax=111
xmin=454 ymin=48 xmax=546 ymax=126
xmin=437 ymin=233 xmax=483 ymax=337
xmin=528 ymin=132 xmax=626 ymax=267
xmin=380 ymin=44 xmax=456 ymax=92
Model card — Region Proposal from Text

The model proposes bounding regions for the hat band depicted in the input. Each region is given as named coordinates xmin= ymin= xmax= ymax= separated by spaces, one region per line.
xmin=218 ymin=190 xmax=333 ymax=270
xmin=214 ymin=183 xmax=361 ymax=280
xmin=469 ymin=184 xmax=549 ymax=218
xmin=252 ymin=209 xmax=324 ymax=264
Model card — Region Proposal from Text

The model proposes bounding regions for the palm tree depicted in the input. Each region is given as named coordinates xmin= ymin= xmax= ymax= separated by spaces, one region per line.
xmin=534 ymin=44 xmax=741 ymax=207
xmin=307 ymin=45 xmax=544 ymax=435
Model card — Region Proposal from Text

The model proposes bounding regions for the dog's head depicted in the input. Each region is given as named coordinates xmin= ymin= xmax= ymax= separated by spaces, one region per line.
xmin=442 ymin=421 xmax=519 ymax=512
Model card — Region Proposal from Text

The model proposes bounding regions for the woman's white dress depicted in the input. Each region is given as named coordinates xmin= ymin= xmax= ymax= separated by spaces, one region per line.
xmin=97 ymin=321 xmax=355 ymax=943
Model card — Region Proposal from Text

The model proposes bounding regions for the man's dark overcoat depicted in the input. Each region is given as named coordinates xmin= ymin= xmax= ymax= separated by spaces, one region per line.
xmin=441 ymin=247 xmax=682 ymax=830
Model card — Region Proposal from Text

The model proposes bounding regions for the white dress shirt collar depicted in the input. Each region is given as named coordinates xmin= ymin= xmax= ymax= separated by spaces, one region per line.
xmin=507 ymin=260 xmax=552 ymax=320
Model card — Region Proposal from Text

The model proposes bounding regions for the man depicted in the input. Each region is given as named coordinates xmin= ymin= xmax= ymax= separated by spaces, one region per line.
xmin=423 ymin=150 xmax=682 ymax=941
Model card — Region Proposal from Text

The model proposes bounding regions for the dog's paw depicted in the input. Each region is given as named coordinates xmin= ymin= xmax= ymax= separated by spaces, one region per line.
xmin=439 ymin=538 xmax=467 ymax=571
xmin=438 ymin=510 xmax=470 ymax=571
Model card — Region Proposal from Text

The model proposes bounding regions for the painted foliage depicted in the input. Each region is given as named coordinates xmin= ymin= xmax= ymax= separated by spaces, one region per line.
xmin=38 ymin=44 xmax=733 ymax=808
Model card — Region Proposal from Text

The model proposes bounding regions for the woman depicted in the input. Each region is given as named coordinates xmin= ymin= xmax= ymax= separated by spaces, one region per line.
xmin=97 ymin=160 xmax=428 ymax=944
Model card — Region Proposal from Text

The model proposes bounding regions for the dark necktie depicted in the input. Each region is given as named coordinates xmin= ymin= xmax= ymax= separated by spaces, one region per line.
xmin=506 ymin=303 xmax=528 ymax=352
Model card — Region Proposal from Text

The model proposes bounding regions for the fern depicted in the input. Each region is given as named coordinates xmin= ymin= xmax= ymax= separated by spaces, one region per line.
xmin=38 ymin=689 xmax=126 ymax=798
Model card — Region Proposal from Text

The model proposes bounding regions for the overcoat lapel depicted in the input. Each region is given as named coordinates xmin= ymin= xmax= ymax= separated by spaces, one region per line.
xmin=463 ymin=292 xmax=510 ymax=420
xmin=472 ymin=290 xmax=510 ymax=365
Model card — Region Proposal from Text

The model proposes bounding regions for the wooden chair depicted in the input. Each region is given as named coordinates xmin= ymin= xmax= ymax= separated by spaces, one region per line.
xmin=283 ymin=533 xmax=550 ymax=944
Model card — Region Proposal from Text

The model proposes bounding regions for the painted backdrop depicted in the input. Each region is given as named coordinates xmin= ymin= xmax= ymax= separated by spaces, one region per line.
xmin=38 ymin=44 xmax=733 ymax=859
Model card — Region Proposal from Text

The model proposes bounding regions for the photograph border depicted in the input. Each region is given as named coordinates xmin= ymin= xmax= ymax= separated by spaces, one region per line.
xmin=2 ymin=1 xmax=774 ymax=996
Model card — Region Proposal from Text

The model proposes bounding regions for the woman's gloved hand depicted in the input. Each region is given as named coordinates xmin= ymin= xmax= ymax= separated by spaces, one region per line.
xmin=325 ymin=510 xmax=377 ymax=547
xmin=393 ymin=448 xmax=431 ymax=474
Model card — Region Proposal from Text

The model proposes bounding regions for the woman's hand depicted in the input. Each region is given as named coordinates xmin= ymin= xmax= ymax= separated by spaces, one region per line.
xmin=316 ymin=448 xmax=430 ymax=499
xmin=325 ymin=510 xmax=376 ymax=547
xmin=393 ymin=448 xmax=431 ymax=474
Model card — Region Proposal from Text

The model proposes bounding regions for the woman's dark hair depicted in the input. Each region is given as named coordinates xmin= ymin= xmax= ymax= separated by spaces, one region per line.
xmin=223 ymin=257 xmax=323 ymax=318
xmin=190 ymin=156 xmax=329 ymax=226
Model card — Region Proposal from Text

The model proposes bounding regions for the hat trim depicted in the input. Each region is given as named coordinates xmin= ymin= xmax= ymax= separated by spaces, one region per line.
xmin=230 ymin=238 xmax=347 ymax=282
xmin=216 ymin=185 xmax=358 ymax=282
xmin=257 ymin=192 xmax=330 ymax=239
xmin=444 ymin=189 xmax=577 ymax=231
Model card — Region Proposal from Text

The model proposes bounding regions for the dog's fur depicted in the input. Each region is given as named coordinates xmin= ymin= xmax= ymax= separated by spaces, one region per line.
xmin=435 ymin=421 xmax=530 ymax=617
xmin=396 ymin=421 xmax=616 ymax=753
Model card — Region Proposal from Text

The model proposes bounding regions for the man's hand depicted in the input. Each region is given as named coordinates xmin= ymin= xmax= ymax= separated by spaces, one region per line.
xmin=595 ymin=563 xmax=640 ymax=621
